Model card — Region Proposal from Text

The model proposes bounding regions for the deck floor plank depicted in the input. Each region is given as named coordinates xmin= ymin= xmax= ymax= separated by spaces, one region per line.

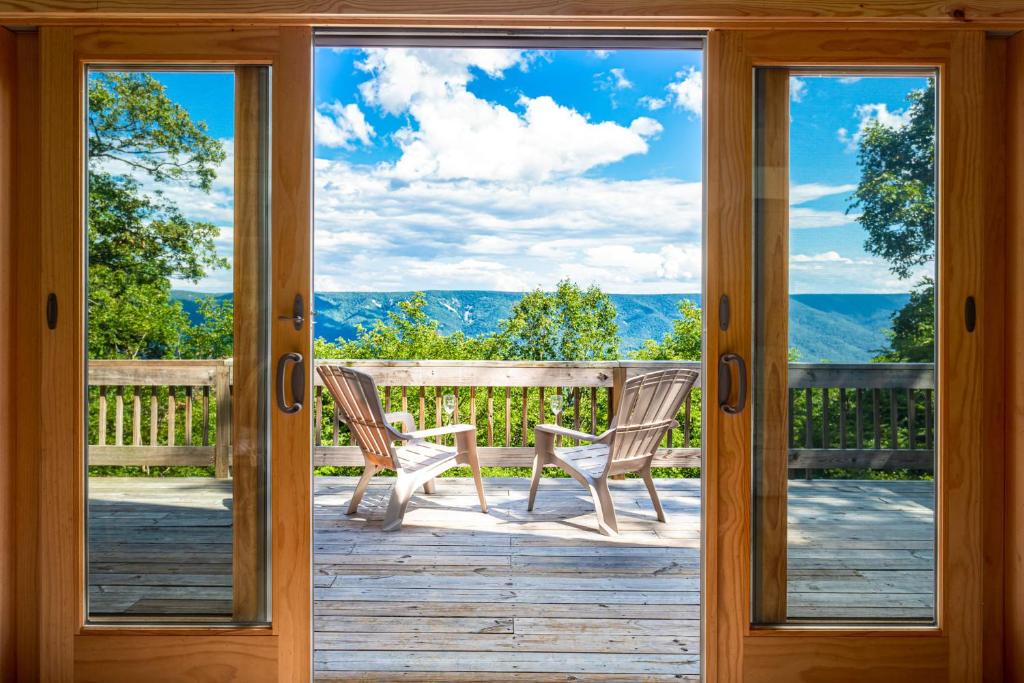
xmin=85 ymin=475 xmax=935 ymax=679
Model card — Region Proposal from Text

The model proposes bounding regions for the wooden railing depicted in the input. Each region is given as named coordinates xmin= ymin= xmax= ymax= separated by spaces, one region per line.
xmin=86 ymin=359 xmax=935 ymax=476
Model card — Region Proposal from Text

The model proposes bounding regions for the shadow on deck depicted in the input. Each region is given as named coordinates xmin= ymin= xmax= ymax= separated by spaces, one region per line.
xmin=87 ymin=476 xmax=935 ymax=681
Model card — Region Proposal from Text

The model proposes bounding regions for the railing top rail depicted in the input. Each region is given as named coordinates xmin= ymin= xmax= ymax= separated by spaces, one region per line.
xmin=788 ymin=363 xmax=934 ymax=389
xmin=85 ymin=358 xmax=934 ymax=390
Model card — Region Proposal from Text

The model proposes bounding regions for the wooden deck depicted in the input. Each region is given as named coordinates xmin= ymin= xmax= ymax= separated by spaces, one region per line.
xmin=87 ymin=476 xmax=935 ymax=681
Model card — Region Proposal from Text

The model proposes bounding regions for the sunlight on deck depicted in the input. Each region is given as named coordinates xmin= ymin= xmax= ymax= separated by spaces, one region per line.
xmin=87 ymin=476 xmax=934 ymax=681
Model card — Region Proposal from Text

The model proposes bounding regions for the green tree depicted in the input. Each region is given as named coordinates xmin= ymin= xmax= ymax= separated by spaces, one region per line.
xmin=494 ymin=280 xmax=619 ymax=361
xmin=88 ymin=72 xmax=228 ymax=359
xmin=873 ymin=277 xmax=935 ymax=362
xmin=848 ymin=80 xmax=936 ymax=362
xmin=181 ymin=297 xmax=235 ymax=359
xmin=631 ymin=299 xmax=701 ymax=361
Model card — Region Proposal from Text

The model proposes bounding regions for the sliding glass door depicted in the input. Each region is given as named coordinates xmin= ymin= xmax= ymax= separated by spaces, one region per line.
xmin=704 ymin=30 xmax=989 ymax=682
xmin=38 ymin=27 xmax=312 ymax=680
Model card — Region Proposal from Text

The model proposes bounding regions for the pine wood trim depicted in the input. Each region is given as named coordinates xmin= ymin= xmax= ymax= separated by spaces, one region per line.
xmin=0 ymin=25 xmax=15 ymax=683
xmin=35 ymin=24 xmax=314 ymax=682
xmin=706 ymin=28 xmax=992 ymax=683
xmin=12 ymin=30 xmax=41 ymax=683
xmin=4 ymin=0 xmax=1024 ymax=29
xmin=1005 ymin=29 xmax=1024 ymax=683
xmin=750 ymin=66 xmax=789 ymax=625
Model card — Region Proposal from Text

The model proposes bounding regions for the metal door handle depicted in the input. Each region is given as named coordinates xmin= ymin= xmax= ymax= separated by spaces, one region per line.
xmin=276 ymin=352 xmax=304 ymax=414
xmin=718 ymin=352 xmax=747 ymax=415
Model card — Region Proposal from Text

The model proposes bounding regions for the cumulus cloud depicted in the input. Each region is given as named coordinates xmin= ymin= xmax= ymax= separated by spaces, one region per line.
xmin=356 ymin=48 xmax=658 ymax=183
xmin=313 ymin=156 xmax=703 ymax=293
xmin=790 ymin=182 xmax=856 ymax=205
xmin=315 ymin=100 xmax=374 ymax=149
xmin=838 ymin=102 xmax=913 ymax=150
xmin=641 ymin=67 xmax=702 ymax=117
xmin=790 ymin=77 xmax=807 ymax=103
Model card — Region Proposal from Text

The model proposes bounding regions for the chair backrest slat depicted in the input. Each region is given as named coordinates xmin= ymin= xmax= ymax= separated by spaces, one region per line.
xmin=318 ymin=365 xmax=398 ymax=469
xmin=607 ymin=368 xmax=698 ymax=470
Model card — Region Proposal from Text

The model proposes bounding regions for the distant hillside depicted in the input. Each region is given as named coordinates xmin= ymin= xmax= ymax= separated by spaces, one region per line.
xmin=174 ymin=290 xmax=908 ymax=363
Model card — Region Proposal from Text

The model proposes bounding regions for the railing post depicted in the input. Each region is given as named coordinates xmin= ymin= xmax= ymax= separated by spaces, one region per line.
xmin=214 ymin=361 xmax=232 ymax=479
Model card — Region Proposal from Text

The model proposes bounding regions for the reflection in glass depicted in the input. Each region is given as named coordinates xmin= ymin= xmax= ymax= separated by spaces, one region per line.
xmin=752 ymin=70 xmax=936 ymax=624
xmin=85 ymin=68 xmax=270 ymax=623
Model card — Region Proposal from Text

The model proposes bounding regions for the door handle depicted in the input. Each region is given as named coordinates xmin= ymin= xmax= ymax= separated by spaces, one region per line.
xmin=718 ymin=352 xmax=747 ymax=415
xmin=276 ymin=352 xmax=305 ymax=414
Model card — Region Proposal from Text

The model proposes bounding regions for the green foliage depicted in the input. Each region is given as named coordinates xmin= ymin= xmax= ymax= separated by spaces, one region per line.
xmin=874 ymin=278 xmax=934 ymax=363
xmin=849 ymin=80 xmax=936 ymax=363
xmin=631 ymin=299 xmax=701 ymax=360
xmin=87 ymin=72 xmax=228 ymax=360
xmin=494 ymin=280 xmax=619 ymax=361
xmin=88 ymin=72 xmax=226 ymax=191
xmin=180 ymin=297 xmax=235 ymax=359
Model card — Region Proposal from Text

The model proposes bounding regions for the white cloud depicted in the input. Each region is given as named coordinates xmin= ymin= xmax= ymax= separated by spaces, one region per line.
xmin=638 ymin=96 xmax=667 ymax=111
xmin=356 ymin=48 xmax=659 ymax=182
xmin=838 ymin=102 xmax=913 ymax=151
xmin=462 ymin=235 xmax=521 ymax=254
xmin=629 ymin=117 xmax=663 ymax=138
xmin=790 ymin=182 xmax=856 ymax=205
xmin=592 ymin=49 xmax=612 ymax=59
xmin=791 ymin=251 xmax=868 ymax=265
xmin=791 ymin=77 xmax=807 ymax=103
xmin=610 ymin=68 xmax=632 ymax=89
xmin=315 ymin=100 xmax=374 ymax=149
xmin=666 ymin=67 xmax=703 ymax=117
xmin=640 ymin=67 xmax=702 ymax=116
xmin=838 ymin=76 xmax=863 ymax=85
xmin=790 ymin=207 xmax=859 ymax=229
xmin=313 ymin=156 xmax=703 ymax=293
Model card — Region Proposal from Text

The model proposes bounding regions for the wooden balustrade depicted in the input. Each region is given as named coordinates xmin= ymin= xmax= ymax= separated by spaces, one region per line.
xmin=85 ymin=359 xmax=935 ymax=476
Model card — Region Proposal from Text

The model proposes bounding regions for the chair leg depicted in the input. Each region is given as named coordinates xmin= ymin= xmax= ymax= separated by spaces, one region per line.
xmin=347 ymin=463 xmax=378 ymax=515
xmin=467 ymin=443 xmax=488 ymax=515
xmin=422 ymin=478 xmax=436 ymax=495
xmin=527 ymin=452 xmax=545 ymax=512
xmin=641 ymin=466 xmax=667 ymax=523
xmin=589 ymin=478 xmax=619 ymax=536
xmin=382 ymin=476 xmax=416 ymax=532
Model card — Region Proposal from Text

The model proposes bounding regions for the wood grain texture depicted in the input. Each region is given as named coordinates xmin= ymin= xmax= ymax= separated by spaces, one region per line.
xmin=269 ymin=26 xmax=313 ymax=683
xmin=74 ymin=633 xmax=278 ymax=683
xmin=28 ymin=25 xmax=313 ymax=681
xmin=1005 ymin=29 xmax=1024 ymax=683
xmin=0 ymin=25 xmax=14 ymax=683
xmin=39 ymin=25 xmax=81 ymax=682
xmin=13 ymin=30 xmax=41 ymax=683
xmin=704 ymin=27 xmax=752 ymax=683
xmin=707 ymin=28 xmax=991 ymax=683
xmin=941 ymin=31 xmax=987 ymax=683
xmin=751 ymin=66 xmax=789 ymax=625
xmin=3 ymin=0 xmax=1024 ymax=29
xmin=233 ymin=64 xmax=268 ymax=623
xmin=981 ymin=33 xmax=1007 ymax=683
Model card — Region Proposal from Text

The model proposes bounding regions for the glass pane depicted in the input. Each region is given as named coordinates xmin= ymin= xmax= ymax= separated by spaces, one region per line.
xmin=752 ymin=69 xmax=936 ymax=624
xmin=85 ymin=67 xmax=270 ymax=623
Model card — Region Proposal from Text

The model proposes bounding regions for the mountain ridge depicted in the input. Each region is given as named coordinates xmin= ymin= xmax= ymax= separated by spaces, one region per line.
xmin=174 ymin=290 xmax=908 ymax=363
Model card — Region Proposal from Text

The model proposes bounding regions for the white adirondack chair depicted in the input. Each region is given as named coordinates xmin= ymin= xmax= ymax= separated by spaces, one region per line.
xmin=528 ymin=368 xmax=699 ymax=536
xmin=319 ymin=365 xmax=488 ymax=532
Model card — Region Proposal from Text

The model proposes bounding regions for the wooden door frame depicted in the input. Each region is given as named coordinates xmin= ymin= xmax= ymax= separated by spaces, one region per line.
xmin=704 ymin=28 xmax=1000 ymax=682
xmin=36 ymin=26 xmax=312 ymax=682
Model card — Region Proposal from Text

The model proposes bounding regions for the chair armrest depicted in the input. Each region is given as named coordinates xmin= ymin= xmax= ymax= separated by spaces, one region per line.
xmin=403 ymin=423 xmax=476 ymax=440
xmin=385 ymin=411 xmax=416 ymax=434
xmin=535 ymin=424 xmax=601 ymax=442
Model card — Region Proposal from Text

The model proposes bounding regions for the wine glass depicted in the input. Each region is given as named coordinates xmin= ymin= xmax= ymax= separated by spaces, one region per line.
xmin=442 ymin=393 xmax=456 ymax=423
xmin=549 ymin=393 xmax=564 ymax=421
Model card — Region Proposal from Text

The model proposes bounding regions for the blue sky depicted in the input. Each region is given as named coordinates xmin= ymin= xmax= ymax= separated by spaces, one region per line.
xmin=113 ymin=54 xmax=934 ymax=296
